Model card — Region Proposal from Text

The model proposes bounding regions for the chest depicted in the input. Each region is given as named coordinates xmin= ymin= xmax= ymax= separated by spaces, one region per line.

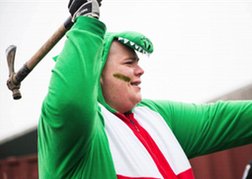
xmin=100 ymin=105 xmax=192 ymax=178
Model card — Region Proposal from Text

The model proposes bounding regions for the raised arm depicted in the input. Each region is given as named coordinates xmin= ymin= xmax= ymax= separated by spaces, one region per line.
xmin=38 ymin=1 xmax=106 ymax=177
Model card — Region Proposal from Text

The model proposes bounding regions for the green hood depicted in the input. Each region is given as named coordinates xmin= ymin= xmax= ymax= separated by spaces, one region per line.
xmin=98 ymin=31 xmax=154 ymax=113
xmin=53 ymin=31 xmax=154 ymax=113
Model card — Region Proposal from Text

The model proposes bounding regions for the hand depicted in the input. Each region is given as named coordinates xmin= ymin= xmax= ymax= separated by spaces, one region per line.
xmin=68 ymin=0 xmax=102 ymax=18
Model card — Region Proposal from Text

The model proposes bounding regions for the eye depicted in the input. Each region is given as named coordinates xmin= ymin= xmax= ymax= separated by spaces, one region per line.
xmin=125 ymin=61 xmax=133 ymax=64
xmin=124 ymin=57 xmax=139 ymax=65
xmin=124 ymin=59 xmax=134 ymax=65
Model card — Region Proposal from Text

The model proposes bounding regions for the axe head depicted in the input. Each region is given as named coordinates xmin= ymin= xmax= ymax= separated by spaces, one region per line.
xmin=6 ymin=45 xmax=21 ymax=100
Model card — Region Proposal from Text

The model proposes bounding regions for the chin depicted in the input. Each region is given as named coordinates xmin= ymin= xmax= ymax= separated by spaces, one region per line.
xmin=135 ymin=95 xmax=142 ymax=104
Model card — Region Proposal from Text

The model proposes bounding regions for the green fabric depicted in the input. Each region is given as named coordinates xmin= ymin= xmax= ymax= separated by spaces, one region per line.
xmin=38 ymin=16 xmax=117 ymax=179
xmin=39 ymin=16 xmax=155 ymax=178
xmin=139 ymin=99 xmax=252 ymax=159
xmin=38 ymin=15 xmax=252 ymax=179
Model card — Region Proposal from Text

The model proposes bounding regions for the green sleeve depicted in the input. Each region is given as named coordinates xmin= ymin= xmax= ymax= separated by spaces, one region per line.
xmin=38 ymin=17 xmax=106 ymax=177
xmin=140 ymin=99 xmax=252 ymax=158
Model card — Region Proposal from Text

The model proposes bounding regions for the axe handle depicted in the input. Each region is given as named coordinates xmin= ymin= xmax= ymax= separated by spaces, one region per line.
xmin=14 ymin=16 xmax=73 ymax=84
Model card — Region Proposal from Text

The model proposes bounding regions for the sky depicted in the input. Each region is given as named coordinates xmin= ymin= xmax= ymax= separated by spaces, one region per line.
xmin=1 ymin=0 xmax=252 ymax=142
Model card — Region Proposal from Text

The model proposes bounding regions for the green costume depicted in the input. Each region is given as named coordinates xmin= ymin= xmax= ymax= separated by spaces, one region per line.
xmin=38 ymin=16 xmax=252 ymax=179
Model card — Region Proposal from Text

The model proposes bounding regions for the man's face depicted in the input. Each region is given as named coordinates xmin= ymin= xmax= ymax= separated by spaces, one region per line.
xmin=101 ymin=41 xmax=144 ymax=113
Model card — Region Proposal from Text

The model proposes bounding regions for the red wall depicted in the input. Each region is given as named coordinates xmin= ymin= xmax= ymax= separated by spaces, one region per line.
xmin=190 ymin=144 xmax=252 ymax=179
xmin=0 ymin=155 xmax=37 ymax=179
xmin=0 ymin=144 xmax=251 ymax=179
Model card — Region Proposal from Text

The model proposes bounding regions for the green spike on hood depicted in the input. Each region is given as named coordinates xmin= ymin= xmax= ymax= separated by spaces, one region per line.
xmin=98 ymin=31 xmax=154 ymax=113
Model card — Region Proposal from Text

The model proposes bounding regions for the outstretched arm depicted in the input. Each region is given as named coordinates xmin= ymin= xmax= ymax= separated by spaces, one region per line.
xmin=141 ymin=99 xmax=252 ymax=158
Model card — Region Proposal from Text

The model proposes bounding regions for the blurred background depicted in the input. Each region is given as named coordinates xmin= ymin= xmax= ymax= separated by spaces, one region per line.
xmin=0 ymin=0 xmax=252 ymax=178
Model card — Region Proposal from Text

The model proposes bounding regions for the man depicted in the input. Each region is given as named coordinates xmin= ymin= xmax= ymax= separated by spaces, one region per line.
xmin=38 ymin=0 xmax=252 ymax=178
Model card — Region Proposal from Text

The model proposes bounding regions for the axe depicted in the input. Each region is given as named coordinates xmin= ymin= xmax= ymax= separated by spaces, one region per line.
xmin=6 ymin=16 xmax=73 ymax=100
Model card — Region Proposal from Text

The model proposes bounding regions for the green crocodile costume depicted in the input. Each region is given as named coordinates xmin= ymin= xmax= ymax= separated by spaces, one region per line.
xmin=38 ymin=16 xmax=252 ymax=179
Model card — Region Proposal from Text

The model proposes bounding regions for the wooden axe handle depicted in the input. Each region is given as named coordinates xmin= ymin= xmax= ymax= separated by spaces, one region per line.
xmin=6 ymin=16 xmax=73 ymax=99
xmin=18 ymin=16 xmax=73 ymax=82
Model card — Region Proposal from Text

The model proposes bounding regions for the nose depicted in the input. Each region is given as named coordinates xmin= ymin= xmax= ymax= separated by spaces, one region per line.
xmin=135 ymin=64 xmax=144 ymax=77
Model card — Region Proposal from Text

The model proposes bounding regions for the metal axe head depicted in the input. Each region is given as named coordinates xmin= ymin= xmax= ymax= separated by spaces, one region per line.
xmin=6 ymin=45 xmax=22 ymax=100
xmin=5 ymin=16 xmax=72 ymax=100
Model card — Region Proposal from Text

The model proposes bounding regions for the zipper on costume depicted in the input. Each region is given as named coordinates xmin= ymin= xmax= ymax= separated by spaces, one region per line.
xmin=129 ymin=119 xmax=140 ymax=132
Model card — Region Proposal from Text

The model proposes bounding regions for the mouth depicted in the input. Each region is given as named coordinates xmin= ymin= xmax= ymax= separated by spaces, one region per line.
xmin=130 ymin=81 xmax=141 ymax=87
